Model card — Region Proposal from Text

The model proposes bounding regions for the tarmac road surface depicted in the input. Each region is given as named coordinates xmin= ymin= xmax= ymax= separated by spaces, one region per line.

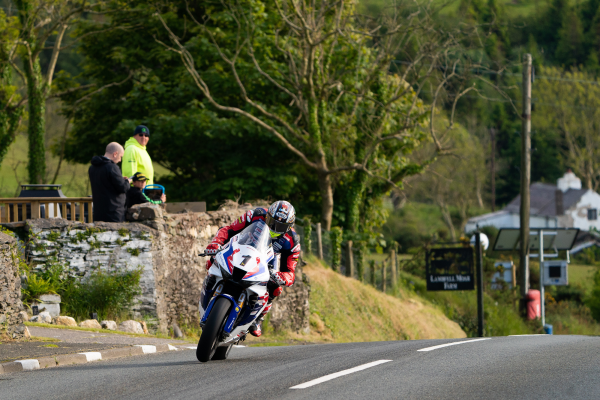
xmin=2 ymin=335 xmax=599 ymax=399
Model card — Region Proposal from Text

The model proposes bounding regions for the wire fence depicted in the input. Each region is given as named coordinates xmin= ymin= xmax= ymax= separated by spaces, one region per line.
xmin=295 ymin=221 xmax=400 ymax=292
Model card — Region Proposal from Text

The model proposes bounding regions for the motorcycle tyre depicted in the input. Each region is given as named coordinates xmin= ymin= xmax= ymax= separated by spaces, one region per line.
xmin=212 ymin=344 xmax=233 ymax=360
xmin=196 ymin=297 xmax=231 ymax=362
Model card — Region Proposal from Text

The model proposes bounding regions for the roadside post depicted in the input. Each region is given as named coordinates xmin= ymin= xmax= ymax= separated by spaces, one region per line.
xmin=346 ymin=240 xmax=354 ymax=278
xmin=391 ymin=248 xmax=397 ymax=287
xmin=475 ymin=233 xmax=484 ymax=337
xmin=316 ymin=223 xmax=323 ymax=260
xmin=382 ymin=260 xmax=386 ymax=292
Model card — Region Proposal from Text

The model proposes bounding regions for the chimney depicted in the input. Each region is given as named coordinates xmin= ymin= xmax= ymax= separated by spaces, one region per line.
xmin=555 ymin=189 xmax=564 ymax=215
xmin=557 ymin=170 xmax=582 ymax=192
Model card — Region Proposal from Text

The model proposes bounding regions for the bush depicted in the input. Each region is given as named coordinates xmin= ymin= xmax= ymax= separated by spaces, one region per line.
xmin=21 ymin=261 xmax=64 ymax=304
xmin=61 ymin=267 xmax=143 ymax=321
xmin=587 ymin=269 xmax=600 ymax=322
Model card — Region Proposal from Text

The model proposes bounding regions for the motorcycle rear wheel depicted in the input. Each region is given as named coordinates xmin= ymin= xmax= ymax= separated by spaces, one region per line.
xmin=196 ymin=297 xmax=231 ymax=362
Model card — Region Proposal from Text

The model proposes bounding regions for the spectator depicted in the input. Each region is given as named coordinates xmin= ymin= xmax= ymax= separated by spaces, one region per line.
xmin=126 ymin=172 xmax=166 ymax=209
xmin=89 ymin=142 xmax=131 ymax=222
xmin=122 ymin=125 xmax=154 ymax=185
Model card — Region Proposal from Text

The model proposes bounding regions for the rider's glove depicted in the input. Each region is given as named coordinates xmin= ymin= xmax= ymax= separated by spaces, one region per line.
xmin=205 ymin=242 xmax=222 ymax=256
xmin=270 ymin=271 xmax=285 ymax=287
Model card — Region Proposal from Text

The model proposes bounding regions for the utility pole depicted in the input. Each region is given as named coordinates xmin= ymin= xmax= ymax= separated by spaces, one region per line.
xmin=519 ymin=54 xmax=532 ymax=314
xmin=490 ymin=127 xmax=496 ymax=212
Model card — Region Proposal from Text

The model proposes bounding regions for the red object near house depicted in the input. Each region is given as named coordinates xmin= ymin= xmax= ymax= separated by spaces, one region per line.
xmin=526 ymin=289 xmax=541 ymax=320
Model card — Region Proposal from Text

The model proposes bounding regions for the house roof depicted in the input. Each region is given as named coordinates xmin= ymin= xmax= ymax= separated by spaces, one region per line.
xmin=504 ymin=182 xmax=588 ymax=217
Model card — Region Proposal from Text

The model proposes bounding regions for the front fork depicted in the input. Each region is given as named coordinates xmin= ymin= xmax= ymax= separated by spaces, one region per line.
xmin=200 ymin=280 xmax=246 ymax=338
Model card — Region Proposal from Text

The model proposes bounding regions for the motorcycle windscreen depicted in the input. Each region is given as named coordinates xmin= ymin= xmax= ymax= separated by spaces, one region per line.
xmin=235 ymin=220 xmax=270 ymax=253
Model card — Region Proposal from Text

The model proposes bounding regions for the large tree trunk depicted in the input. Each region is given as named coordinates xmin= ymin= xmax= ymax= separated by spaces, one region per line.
xmin=318 ymin=171 xmax=334 ymax=231
xmin=24 ymin=55 xmax=46 ymax=184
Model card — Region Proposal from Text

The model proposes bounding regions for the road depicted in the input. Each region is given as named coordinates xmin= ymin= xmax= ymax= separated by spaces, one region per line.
xmin=2 ymin=335 xmax=599 ymax=399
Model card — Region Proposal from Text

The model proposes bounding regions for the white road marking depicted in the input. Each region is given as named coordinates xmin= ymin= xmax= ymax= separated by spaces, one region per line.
xmin=134 ymin=345 xmax=157 ymax=354
xmin=233 ymin=345 xmax=246 ymax=348
xmin=79 ymin=352 xmax=102 ymax=362
xmin=183 ymin=346 xmax=197 ymax=350
xmin=168 ymin=344 xmax=178 ymax=351
xmin=290 ymin=360 xmax=392 ymax=389
xmin=417 ymin=338 xmax=491 ymax=352
xmin=15 ymin=359 xmax=40 ymax=371
xmin=509 ymin=334 xmax=547 ymax=337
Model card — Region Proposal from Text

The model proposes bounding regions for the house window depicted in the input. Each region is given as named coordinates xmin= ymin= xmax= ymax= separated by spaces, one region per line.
xmin=588 ymin=209 xmax=598 ymax=221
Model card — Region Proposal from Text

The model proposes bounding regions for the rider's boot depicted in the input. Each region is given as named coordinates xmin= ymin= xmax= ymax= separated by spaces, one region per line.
xmin=249 ymin=302 xmax=272 ymax=337
xmin=249 ymin=318 xmax=263 ymax=337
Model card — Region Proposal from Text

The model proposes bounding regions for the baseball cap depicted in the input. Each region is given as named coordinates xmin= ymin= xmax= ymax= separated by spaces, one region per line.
xmin=134 ymin=125 xmax=150 ymax=136
xmin=132 ymin=172 xmax=148 ymax=182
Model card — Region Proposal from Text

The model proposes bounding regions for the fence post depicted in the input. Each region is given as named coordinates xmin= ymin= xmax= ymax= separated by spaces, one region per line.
xmin=303 ymin=217 xmax=312 ymax=255
xmin=382 ymin=260 xmax=387 ymax=292
xmin=330 ymin=227 xmax=343 ymax=272
xmin=345 ymin=240 xmax=354 ymax=278
xmin=356 ymin=242 xmax=365 ymax=282
xmin=391 ymin=248 xmax=397 ymax=286
xmin=370 ymin=260 xmax=375 ymax=287
xmin=316 ymin=222 xmax=323 ymax=259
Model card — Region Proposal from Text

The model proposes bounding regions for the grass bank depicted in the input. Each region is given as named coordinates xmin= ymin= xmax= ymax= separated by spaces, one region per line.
xmin=246 ymin=257 xmax=466 ymax=346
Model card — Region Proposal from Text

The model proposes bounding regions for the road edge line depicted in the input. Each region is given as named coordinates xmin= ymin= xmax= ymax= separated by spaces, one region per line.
xmin=0 ymin=344 xmax=189 ymax=375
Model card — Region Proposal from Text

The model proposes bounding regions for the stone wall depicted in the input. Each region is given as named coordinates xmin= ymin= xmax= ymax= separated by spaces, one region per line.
xmin=0 ymin=231 xmax=27 ymax=340
xmin=23 ymin=203 xmax=310 ymax=334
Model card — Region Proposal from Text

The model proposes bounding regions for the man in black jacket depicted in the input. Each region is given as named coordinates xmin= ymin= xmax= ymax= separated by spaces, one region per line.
xmin=89 ymin=142 xmax=131 ymax=222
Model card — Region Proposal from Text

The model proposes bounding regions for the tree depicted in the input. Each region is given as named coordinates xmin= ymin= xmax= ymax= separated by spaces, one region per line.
xmin=534 ymin=66 xmax=600 ymax=191
xmin=0 ymin=10 xmax=24 ymax=166
xmin=58 ymin=2 xmax=318 ymax=211
xmin=157 ymin=0 xmax=499 ymax=229
xmin=406 ymin=121 xmax=487 ymax=240
xmin=11 ymin=0 xmax=109 ymax=183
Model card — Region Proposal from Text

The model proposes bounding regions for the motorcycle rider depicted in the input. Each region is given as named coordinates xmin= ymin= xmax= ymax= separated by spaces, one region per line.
xmin=203 ymin=200 xmax=300 ymax=337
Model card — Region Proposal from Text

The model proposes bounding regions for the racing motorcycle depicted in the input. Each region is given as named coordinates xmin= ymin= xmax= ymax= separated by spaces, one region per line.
xmin=197 ymin=220 xmax=278 ymax=362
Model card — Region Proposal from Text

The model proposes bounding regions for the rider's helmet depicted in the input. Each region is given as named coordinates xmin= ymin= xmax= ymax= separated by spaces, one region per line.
xmin=266 ymin=200 xmax=296 ymax=238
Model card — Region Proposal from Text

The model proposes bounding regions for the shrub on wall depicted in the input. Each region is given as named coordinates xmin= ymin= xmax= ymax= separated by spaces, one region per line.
xmin=61 ymin=267 xmax=143 ymax=321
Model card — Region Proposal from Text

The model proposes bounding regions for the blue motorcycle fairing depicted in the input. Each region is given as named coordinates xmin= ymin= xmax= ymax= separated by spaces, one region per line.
xmin=201 ymin=293 xmax=235 ymax=324
xmin=224 ymin=302 xmax=243 ymax=334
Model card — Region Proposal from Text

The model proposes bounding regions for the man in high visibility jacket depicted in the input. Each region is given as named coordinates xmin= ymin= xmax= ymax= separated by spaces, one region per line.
xmin=122 ymin=125 xmax=154 ymax=185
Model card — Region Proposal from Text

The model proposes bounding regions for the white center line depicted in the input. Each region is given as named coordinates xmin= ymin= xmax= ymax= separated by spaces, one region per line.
xmin=417 ymin=338 xmax=491 ymax=352
xmin=290 ymin=360 xmax=392 ymax=389
xmin=508 ymin=334 xmax=547 ymax=337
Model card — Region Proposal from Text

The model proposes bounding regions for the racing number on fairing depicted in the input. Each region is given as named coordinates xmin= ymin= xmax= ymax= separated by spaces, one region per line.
xmin=240 ymin=255 xmax=252 ymax=267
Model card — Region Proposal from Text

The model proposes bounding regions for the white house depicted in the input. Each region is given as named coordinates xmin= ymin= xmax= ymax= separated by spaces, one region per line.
xmin=465 ymin=171 xmax=600 ymax=233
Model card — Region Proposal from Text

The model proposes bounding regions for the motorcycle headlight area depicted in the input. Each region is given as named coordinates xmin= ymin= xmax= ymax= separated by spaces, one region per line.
xmin=220 ymin=263 xmax=262 ymax=288
xmin=219 ymin=260 xmax=232 ymax=279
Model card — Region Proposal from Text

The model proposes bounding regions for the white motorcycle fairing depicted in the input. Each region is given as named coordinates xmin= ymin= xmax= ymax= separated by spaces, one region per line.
xmin=199 ymin=220 xmax=274 ymax=346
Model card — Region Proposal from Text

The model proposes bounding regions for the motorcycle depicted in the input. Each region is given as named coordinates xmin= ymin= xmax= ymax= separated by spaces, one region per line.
xmin=197 ymin=219 xmax=278 ymax=362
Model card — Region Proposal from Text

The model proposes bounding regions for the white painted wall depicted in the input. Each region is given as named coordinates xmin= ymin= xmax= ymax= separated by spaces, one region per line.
xmin=565 ymin=190 xmax=600 ymax=231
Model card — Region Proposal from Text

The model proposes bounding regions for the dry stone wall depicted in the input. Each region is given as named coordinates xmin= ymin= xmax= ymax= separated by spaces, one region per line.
xmin=23 ymin=204 xmax=310 ymax=334
xmin=0 ymin=231 xmax=27 ymax=340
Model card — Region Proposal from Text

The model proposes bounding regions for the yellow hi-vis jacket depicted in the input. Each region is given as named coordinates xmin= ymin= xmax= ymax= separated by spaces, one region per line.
xmin=122 ymin=137 xmax=154 ymax=185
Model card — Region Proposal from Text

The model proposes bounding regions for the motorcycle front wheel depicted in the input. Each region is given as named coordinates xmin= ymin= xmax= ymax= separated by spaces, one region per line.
xmin=196 ymin=297 xmax=231 ymax=362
